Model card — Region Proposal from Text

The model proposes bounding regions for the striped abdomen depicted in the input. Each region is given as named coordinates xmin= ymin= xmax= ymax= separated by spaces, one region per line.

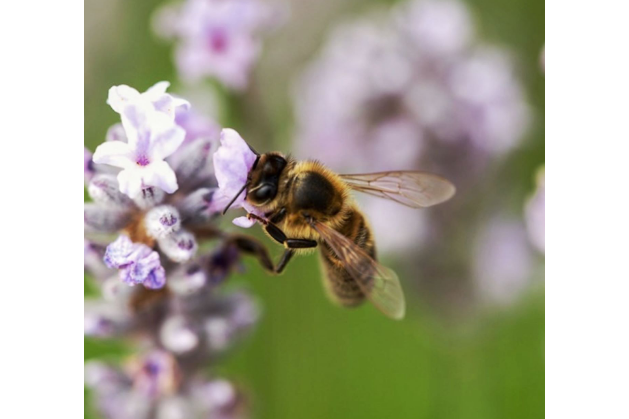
xmin=319 ymin=207 xmax=376 ymax=307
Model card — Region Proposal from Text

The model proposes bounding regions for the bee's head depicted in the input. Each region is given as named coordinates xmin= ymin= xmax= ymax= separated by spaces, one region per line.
xmin=246 ymin=153 xmax=287 ymax=206
xmin=221 ymin=151 xmax=287 ymax=214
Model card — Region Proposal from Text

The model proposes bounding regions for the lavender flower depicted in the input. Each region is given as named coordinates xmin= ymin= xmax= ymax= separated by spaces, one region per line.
xmin=86 ymin=82 xmax=262 ymax=419
xmin=93 ymin=100 xmax=185 ymax=197
xmin=86 ymin=356 xmax=247 ymax=419
xmin=212 ymin=128 xmax=264 ymax=227
xmin=153 ymin=0 xmax=285 ymax=90
xmin=107 ymin=81 xmax=190 ymax=119
xmin=104 ymin=235 xmax=167 ymax=289
xmin=526 ymin=167 xmax=545 ymax=254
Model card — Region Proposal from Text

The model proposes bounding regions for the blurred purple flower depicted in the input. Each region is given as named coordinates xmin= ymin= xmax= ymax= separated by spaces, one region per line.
xmin=396 ymin=0 xmax=472 ymax=58
xmin=153 ymin=0 xmax=285 ymax=90
xmin=526 ymin=167 xmax=545 ymax=253
xmin=86 ymin=357 xmax=247 ymax=419
xmin=176 ymin=107 xmax=221 ymax=146
xmin=295 ymin=0 xmax=529 ymax=176
xmin=85 ymin=147 xmax=95 ymax=184
xmin=472 ymin=217 xmax=534 ymax=306
xmin=84 ymin=240 xmax=112 ymax=280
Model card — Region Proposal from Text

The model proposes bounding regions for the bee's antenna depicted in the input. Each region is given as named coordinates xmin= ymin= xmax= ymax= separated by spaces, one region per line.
xmin=222 ymin=182 xmax=249 ymax=215
xmin=252 ymin=154 xmax=260 ymax=170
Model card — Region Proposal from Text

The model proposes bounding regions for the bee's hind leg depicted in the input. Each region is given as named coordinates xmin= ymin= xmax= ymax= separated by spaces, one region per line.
xmin=275 ymin=250 xmax=295 ymax=274
xmin=228 ymin=233 xmax=316 ymax=274
xmin=228 ymin=234 xmax=275 ymax=273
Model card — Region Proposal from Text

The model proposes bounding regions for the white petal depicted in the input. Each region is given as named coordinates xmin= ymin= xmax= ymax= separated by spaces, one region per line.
xmin=107 ymin=85 xmax=141 ymax=113
xmin=149 ymin=123 xmax=186 ymax=161
xmin=232 ymin=216 xmax=255 ymax=228
xmin=117 ymin=167 xmax=145 ymax=198
xmin=152 ymin=95 xmax=178 ymax=119
xmin=120 ymin=101 xmax=155 ymax=151
xmin=92 ymin=141 xmax=134 ymax=169
xmin=144 ymin=81 xmax=171 ymax=99
xmin=172 ymin=96 xmax=191 ymax=111
xmin=143 ymin=161 xmax=179 ymax=194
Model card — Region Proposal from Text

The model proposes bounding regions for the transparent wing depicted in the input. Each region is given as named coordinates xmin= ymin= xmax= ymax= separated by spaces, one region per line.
xmin=340 ymin=171 xmax=456 ymax=208
xmin=310 ymin=219 xmax=406 ymax=320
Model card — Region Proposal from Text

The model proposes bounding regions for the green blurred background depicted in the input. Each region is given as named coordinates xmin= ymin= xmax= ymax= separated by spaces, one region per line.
xmin=85 ymin=0 xmax=544 ymax=417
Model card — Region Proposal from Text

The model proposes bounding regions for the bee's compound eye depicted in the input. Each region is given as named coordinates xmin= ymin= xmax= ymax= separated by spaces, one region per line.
xmin=253 ymin=184 xmax=276 ymax=201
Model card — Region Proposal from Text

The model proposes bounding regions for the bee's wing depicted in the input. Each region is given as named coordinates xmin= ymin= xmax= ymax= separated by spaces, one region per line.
xmin=340 ymin=171 xmax=456 ymax=208
xmin=310 ymin=219 xmax=406 ymax=320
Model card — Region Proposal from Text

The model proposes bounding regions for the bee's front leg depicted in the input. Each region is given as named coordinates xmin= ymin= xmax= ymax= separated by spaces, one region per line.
xmin=247 ymin=212 xmax=317 ymax=249
xmin=246 ymin=212 xmax=317 ymax=273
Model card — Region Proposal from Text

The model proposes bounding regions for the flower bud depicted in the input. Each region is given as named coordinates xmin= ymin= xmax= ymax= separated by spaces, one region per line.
xmin=88 ymin=174 xmax=134 ymax=209
xmin=160 ymin=315 xmax=199 ymax=354
xmin=133 ymin=186 xmax=166 ymax=210
xmin=178 ymin=187 xmax=218 ymax=225
xmin=85 ymin=203 xmax=132 ymax=233
xmin=158 ymin=229 xmax=198 ymax=263
xmin=145 ymin=205 xmax=181 ymax=239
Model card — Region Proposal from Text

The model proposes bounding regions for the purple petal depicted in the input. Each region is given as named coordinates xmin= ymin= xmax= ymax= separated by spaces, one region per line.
xmin=175 ymin=108 xmax=220 ymax=145
xmin=143 ymin=265 xmax=167 ymax=289
xmin=103 ymin=235 xmax=148 ymax=269
xmin=212 ymin=128 xmax=256 ymax=212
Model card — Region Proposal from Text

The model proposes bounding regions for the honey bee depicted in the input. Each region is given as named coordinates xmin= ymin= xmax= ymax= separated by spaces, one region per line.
xmin=222 ymin=151 xmax=455 ymax=320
